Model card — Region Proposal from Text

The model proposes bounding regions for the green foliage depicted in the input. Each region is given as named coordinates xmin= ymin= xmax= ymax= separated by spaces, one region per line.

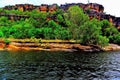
xmin=100 ymin=20 xmax=119 ymax=43
xmin=0 ymin=16 xmax=10 ymax=26
xmin=67 ymin=6 xmax=89 ymax=26
xmin=101 ymin=20 xmax=110 ymax=29
xmin=0 ymin=16 xmax=8 ymax=22
xmin=42 ymin=27 xmax=54 ymax=39
xmin=56 ymin=14 xmax=64 ymax=23
xmin=77 ymin=18 xmax=109 ymax=46
xmin=64 ymin=6 xmax=89 ymax=40
xmin=4 ymin=39 xmax=11 ymax=45
xmin=64 ymin=6 xmax=109 ymax=46
xmin=79 ymin=19 xmax=102 ymax=45
xmin=0 ymin=27 xmax=9 ymax=38
xmin=0 ymin=6 xmax=120 ymax=47
xmin=0 ymin=31 xmax=4 ymax=38
xmin=104 ymin=27 xmax=118 ymax=37
xmin=44 ymin=20 xmax=71 ymax=39
xmin=109 ymin=33 xmax=120 ymax=44
xmin=98 ymin=36 xmax=109 ymax=47
xmin=114 ymin=34 xmax=120 ymax=44
xmin=101 ymin=20 xmax=119 ymax=37
xmin=0 ymin=8 xmax=3 ymax=12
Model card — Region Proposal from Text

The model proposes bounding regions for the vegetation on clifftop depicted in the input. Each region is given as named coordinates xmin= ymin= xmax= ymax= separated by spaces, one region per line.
xmin=0 ymin=6 xmax=120 ymax=46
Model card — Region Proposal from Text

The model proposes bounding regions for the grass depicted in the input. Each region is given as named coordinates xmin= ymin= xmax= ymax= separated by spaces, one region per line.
xmin=0 ymin=38 xmax=79 ymax=43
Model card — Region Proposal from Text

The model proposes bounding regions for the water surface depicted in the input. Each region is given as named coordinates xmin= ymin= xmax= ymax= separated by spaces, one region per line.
xmin=0 ymin=50 xmax=120 ymax=80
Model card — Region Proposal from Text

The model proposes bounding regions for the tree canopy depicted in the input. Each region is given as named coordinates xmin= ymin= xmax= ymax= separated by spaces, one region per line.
xmin=0 ymin=6 xmax=120 ymax=46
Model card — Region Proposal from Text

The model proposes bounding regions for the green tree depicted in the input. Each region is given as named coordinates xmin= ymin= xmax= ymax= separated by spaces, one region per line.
xmin=79 ymin=19 xmax=109 ymax=46
xmin=64 ymin=6 xmax=89 ymax=39
xmin=0 ymin=30 xmax=4 ymax=38
xmin=101 ymin=20 xmax=118 ymax=36
xmin=56 ymin=14 xmax=64 ymax=24
xmin=66 ymin=6 xmax=89 ymax=26
xmin=0 ymin=16 xmax=10 ymax=26
xmin=101 ymin=20 xmax=119 ymax=43
xmin=111 ymin=33 xmax=120 ymax=44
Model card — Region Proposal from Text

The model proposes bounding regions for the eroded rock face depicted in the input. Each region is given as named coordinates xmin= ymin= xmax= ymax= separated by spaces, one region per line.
xmin=1 ymin=3 xmax=120 ymax=29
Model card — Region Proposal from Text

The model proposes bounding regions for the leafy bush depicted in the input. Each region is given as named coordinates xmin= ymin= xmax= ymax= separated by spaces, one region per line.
xmin=0 ymin=31 xmax=4 ymax=38
xmin=4 ymin=39 xmax=11 ymax=45
xmin=110 ymin=33 xmax=120 ymax=44
xmin=0 ymin=6 xmax=120 ymax=47
xmin=98 ymin=36 xmax=109 ymax=47
xmin=79 ymin=19 xmax=102 ymax=45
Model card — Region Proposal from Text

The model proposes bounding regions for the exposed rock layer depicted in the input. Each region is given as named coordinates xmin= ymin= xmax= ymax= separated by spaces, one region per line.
xmin=0 ymin=42 xmax=120 ymax=52
xmin=1 ymin=3 xmax=120 ymax=29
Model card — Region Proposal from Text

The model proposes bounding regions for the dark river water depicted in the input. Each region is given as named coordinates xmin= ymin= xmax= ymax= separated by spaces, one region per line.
xmin=0 ymin=50 xmax=120 ymax=80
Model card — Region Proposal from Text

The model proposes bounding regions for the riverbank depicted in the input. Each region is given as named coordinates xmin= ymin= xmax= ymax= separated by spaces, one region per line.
xmin=0 ymin=39 xmax=120 ymax=52
xmin=0 ymin=42 xmax=103 ymax=52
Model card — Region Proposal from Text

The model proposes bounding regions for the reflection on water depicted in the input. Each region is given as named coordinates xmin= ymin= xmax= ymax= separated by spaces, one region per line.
xmin=0 ymin=50 xmax=120 ymax=80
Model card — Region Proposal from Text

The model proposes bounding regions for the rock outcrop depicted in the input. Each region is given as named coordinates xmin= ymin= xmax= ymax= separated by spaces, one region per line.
xmin=1 ymin=3 xmax=120 ymax=30
xmin=0 ymin=42 xmax=104 ymax=52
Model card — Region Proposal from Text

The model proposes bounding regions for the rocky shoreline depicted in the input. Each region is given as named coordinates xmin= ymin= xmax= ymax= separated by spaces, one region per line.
xmin=103 ymin=44 xmax=120 ymax=51
xmin=0 ymin=42 xmax=99 ymax=52
xmin=0 ymin=41 xmax=120 ymax=52
xmin=0 ymin=38 xmax=120 ymax=52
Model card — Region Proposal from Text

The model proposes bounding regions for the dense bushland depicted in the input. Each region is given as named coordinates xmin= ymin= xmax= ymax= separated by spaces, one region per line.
xmin=0 ymin=6 xmax=119 ymax=46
